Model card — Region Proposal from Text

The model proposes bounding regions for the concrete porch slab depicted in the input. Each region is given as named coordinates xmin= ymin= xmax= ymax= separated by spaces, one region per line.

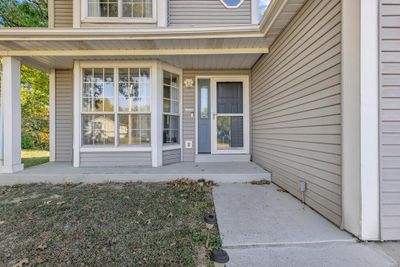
xmin=225 ymin=243 xmax=398 ymax=267
xmin=0 ymin=162 xmax=271 ymax=185
xmin=213 ymin=183 xmax=354 ymax=247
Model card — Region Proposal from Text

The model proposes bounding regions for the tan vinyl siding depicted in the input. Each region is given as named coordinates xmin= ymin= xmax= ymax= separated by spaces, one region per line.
xmin=54 ymin=0 xmax=73 ymax=28
xmin=163 ymin=149 xmax=181 ymax=165
xmin=169 ymin=0 xmax=251 ymax=26
xmin=55 ymin=69 xmax=73 ymax=162
xmin=251 ymin=0 xmax=342 ymax=225
xmin=80 ymin=152 xmax=152 ymax=167
xmin=182 ymin=69 xmax=251 ymax=162
xmin=380 ymin=0 xmax=400 ymax=240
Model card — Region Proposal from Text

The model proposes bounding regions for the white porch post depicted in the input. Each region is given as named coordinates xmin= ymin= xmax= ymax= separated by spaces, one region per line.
xmin=49 ymin=69 xmax=56 ymax=162
xmin=0 ymin=57 xmax=24 ymax=173
xmin=151 ymin=62 xmax=163 ymax=167
xmin=341 ymin=0 xmax=380 ymax=240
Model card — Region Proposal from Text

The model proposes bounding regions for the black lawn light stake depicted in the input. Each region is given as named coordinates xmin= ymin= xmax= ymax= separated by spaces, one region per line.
xmin=204 ymin=214 xmax=218 ymax=248
xmin=204 ymin=214 xmax=217 ymax=229
xmin=211 ymin=249 xmax=229 ymax=267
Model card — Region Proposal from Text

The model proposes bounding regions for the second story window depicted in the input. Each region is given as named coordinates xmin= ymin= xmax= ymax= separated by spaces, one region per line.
xmin=87 ymin=0 xmax=153 ymax=18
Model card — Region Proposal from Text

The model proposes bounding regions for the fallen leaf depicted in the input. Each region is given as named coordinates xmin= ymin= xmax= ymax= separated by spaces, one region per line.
xmin=137 ymin=210 xmax=143 ymax=216
xmin=0 ymin=220 xmax=5 ymax=225
xmin=145 ymin=219 xmax=151 ymax=225
xmin=44 ymin=200 xmax=52 ymax=205
xmin=34 ymin=256 xmax=46 ymax=264
xmin=277 ymin=187 xmax=288 ymax=193
xmin=56 ymin=201 xmax=65 ymax=205
xmin=250 ymin=179 xmax=271 ymax=185
xmin=167 ymin=212 xmax=173 ymax=218
xmin=37 ymin=244 xmax=47 ymax=251
xmin=12 ymin=258 xmax=29 ymax=267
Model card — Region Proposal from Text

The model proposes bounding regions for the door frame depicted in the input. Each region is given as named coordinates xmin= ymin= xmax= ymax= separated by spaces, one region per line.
xmin=195 ymin=75 xmax=250 ymax=155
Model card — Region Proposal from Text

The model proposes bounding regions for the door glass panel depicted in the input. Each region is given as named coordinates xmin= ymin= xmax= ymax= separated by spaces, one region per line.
xmin=217 ymin=116 xmax=243 ymax=150
xmin=217 ymin=82 xmax=243 ymax=114
xmin=200 ymin=87 xmax=209 ymax=118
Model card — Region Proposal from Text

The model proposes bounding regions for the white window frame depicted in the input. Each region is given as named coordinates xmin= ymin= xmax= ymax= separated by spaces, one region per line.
xmin=81 ymin=0 xmax=157 ymax=24
xmin=162 ymin=63 xmax=183 ymax=151
xmin=219 ymin=0 xmax=245 ymax=9
xmin=77 ymin=61 xmax=158 ymax=153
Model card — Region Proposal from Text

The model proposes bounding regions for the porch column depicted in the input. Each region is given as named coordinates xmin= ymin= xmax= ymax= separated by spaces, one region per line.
xmin=341 ymin=0 xmax=380 ymax=240
xmin=0 ymin=57 xmax=23 ymax=173
xmin=151 ymin=62 xmax=163 ymax=167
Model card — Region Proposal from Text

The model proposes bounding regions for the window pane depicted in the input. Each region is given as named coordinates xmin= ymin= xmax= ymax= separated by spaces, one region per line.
xmin=217 ymin=116 xmax=243 ymax=150
xmin=171 ymin=73 xmax=179 ymax=88
xmin=118 ymin=114 xmax=151 ymax=145
xmin=217 ymin=82 xmax=243 ymax=114
xmin=104 ymin=68 xmax=114 ymax=82
xmin=109 ymin=2 xmax=118 ymax=16
xmin=119 ymin=68 xmax=129 ymax=83
xmin=163 ymin=115 xmax=179 ymax=144
xmin=83 ymin=68 xmax=93 ymax=82
xmin=163 ymin=99 xmax=170 ymax=113
xmin=163 ymin=71 xmax=171 ymax=85
xmin=171 ymin=100 xmax=179 ymax=114
xmin=118 ymin=68 xmax=151 ymax=112
xmin=82 ymin=68 xmax=115 ymax=112
xmin=123 ymin=3 xmax=132 ymax=17
xmin=82 ymin=114 xmax=115 ymax=145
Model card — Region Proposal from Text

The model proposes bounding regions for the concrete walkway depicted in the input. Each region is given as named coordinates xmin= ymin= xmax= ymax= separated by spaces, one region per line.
xmin=213 ymin=183 xmax=398 ymax=267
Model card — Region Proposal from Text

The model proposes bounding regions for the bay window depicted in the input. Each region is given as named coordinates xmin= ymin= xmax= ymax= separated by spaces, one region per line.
xmin=81 ymin=67 xmax=151 ymax=146
xmin=163 ymin=71 xmax=180 ymax=144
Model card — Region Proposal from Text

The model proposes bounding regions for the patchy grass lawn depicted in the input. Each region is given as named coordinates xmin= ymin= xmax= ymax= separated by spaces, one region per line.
xmin=0 ymin=180 xmax=221 ymax=266
xmin=21 ymin=150 xmax=49 ymax=168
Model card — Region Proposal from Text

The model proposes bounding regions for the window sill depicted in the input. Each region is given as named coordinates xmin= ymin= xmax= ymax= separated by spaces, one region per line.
xmin=80 ymin=146 xmax=152 ymax=153
xmin=162 ymin=144 xmax=181 ymax=151
xmin=81 ymin=17 xmax=157 ymax=24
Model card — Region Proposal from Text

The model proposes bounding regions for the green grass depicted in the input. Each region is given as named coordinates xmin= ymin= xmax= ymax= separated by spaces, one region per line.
xmin=21 ymin=150 xmax=49 ymax=168
xmin=0 ymin=181 xmax=221 ymax=266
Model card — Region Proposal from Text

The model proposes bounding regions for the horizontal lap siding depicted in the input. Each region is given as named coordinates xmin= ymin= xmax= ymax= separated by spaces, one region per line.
xmin=251 ymin=0 xmax=342 ymax=225
xmin=380 ymin=0 xmax=400 ymax=240
xmin=80 ymin=152 xmax=152 ymax=167
xmin=55 ymin=69 xmax=73 ymax=162
xmin=169 ymin=0 xmax=251 ymax=26
xmin=163 ymin=149 xmax=182 ymax=165
xmin=54 ymin=0 xmax=73 ymax=28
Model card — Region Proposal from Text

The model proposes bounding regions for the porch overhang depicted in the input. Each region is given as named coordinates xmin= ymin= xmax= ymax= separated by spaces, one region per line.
xmin=0 ymin=30 xmax=269 ymax=71
xmin=0 ymin=0 xmax=306 ymax=71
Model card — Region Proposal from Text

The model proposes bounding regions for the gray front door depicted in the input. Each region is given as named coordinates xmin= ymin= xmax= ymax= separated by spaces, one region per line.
xmin=198 ymin=79 xmax=211 ymax=153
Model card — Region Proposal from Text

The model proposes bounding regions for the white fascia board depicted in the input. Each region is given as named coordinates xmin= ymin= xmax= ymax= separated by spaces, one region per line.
xmin=1 ymin=48 xmax=269 ymax=57
xmin=0 ymin=26 xmax=262 ymax=41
